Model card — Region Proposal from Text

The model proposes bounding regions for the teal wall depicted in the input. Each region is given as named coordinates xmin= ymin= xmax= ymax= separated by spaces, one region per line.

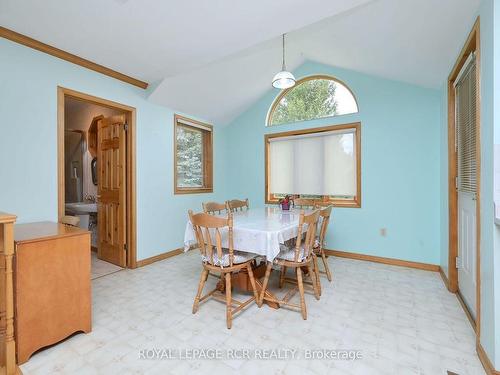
xmin=224 ymin=61 xmax=441 ymax=265
xmin=478 ymin=0 xmax=497 ymax=365
xmin=439 ymin=82 xmax=449 ymax=279
xmin=0 ymin=38 xmax=228 ymax=261
xmin=2 ymin=11 xmax=498 ymax=368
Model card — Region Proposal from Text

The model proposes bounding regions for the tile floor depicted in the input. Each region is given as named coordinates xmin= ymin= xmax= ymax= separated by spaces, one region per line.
xmin=21 ymin=251 xmax=485 ymax=375
xmin=91 ymin=252 xmax=123 ymax=280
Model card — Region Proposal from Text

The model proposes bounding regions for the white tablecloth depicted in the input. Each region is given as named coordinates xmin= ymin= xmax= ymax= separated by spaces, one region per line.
xmin=184 ymin=207 xmax=307 ymax=261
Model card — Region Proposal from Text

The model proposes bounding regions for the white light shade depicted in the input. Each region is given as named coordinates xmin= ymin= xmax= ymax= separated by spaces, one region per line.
xmin=272 ymin=70 xmax=296 ymax=89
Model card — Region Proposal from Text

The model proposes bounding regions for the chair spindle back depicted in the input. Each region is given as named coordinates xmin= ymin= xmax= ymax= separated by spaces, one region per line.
xmin=294 ymin=210 xmax=320 ymax=262
xmin=202 ymin=201 xmax=227 ymax=215
xmin=226 ymin=198 xmax=249 ymax=212
xmin=317 ymin=205 xmax=332 ymax=249
xmin=188 ymin=210 xmax=235 ymax=268
xmin=293 ymin=198 xmax=317 ymax=209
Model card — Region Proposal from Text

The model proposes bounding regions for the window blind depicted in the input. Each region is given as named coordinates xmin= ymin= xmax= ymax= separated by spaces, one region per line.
xmin=176 ymin=117 xmax=212 ymax=132
xmin=455 ymin=54 xmax=477 ymax=194
xmin=269 ymin=128 xmax=357 ymax=196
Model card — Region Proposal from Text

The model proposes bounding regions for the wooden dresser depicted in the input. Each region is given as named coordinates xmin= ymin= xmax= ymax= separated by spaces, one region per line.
xmin=14 ymin=222 xmax=91 ymax=364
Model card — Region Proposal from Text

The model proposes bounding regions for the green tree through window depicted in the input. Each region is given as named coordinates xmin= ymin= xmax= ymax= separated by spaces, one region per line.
xmin=176 ymin=125 xmax=203 ymax=187
xmin=174 ymin=114 xmax=213 ymax=194
xmin=269 ymin=77 xmax=358 ymax=126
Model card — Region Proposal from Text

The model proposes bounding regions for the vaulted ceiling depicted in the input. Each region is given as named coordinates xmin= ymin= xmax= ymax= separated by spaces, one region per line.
xmin=0 ymin=0 xmax=481 ymax=125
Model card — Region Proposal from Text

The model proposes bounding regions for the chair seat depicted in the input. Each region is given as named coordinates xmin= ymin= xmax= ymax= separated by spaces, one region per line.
xmin=276 ymin=244 xmax=308 ymax=262
xmin=202 ymin=249 xmax=256 ymax=266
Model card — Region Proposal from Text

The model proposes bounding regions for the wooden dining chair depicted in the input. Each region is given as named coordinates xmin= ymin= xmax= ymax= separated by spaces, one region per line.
xmin=293 ymin=198 xmax=316 ymax=209
xmin=201 ymin=202 xmax=231 ymax=281
xmin=202 ymin=201 xmax=227 ymax=215
xmin=280 ymin=205 xmax=333 ymax=296
xmin=312 ymin=205 xmax=333 ymax=294
xmin=226 ymin=198 xmax=249 ymax=212
xmin=189 ymin=210 xmax=259 ymax=329
xmin=284 ymin=198 xmax=316 ymax=248
xmin=257 ymin=210 xmax=321 ymax=320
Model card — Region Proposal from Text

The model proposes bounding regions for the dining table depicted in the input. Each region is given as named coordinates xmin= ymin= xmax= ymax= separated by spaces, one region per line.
xmin=184 ymin=206 xmax=310 ymax=308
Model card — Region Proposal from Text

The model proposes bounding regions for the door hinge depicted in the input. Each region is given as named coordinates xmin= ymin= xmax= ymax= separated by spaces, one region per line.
xmin=455 ymin=256 xmax=460 ymax=269
xmin=124 ymin=123 xmax=129 ymax=132
xmin=124 ymin=244 xmax=128 ymax=252
xmin=455 ymin=176 xmax=458 ymax=189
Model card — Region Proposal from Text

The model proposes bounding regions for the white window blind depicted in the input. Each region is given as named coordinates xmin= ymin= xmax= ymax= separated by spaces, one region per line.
xmin=269 ymin=128 xmax=357 ymax=197
xmin=176 ymin=117 xmax=212 ymax=132
xmin=455 ymin=53 xmax=477 ymax=194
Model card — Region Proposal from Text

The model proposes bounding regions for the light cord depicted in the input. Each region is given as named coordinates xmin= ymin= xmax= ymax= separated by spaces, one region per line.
xmin=282 ymin=34 xmax=286 ymax=70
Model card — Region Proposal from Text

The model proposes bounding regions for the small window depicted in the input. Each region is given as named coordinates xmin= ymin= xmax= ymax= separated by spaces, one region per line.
xmin=174 ymin=114 xmax=213 ymax=194
xmin=265 ymin=123 xmax=361 ymax=207
xmin=267 ymin=75 xmax=358 ymax=126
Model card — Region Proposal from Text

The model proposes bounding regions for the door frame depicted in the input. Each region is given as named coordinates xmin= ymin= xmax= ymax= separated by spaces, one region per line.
xmin=57 ymin=86 xmax=137 ymax=268
xmin=447 ymin=18 xmax=481 ymax=336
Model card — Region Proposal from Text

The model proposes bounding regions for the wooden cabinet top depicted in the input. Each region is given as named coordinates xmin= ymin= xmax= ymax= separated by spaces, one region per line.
xmin=14 ymin=221 xmax=90 ymax=244
xmin=0 ymin=211 xmax=17 ymax=224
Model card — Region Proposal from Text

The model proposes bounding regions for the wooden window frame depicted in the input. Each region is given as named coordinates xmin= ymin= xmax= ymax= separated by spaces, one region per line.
xmin=266 ymin=75 xmax=359 ymax=127
xmin=265 ymin=122 xmax=361 ymax=207
xmin=174 ymin=114 xmax=213 ymax=194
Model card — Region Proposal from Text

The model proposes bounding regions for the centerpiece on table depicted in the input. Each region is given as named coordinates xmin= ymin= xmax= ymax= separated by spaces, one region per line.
xmin=279 ymin=195 xmax=294 ymax=210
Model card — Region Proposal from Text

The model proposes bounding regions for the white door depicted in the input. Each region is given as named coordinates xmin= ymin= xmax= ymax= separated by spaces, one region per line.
xmin=458 ymin=191 xmax=476 ymax=318
xmin=455 ymin=53 xmax=477 ymax=319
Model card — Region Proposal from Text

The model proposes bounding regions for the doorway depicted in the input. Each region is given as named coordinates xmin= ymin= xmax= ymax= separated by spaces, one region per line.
xmin=447 ymin=19 xmax=480 ymax=332
xmin=58 ymin=87 xmax=137 ymax=272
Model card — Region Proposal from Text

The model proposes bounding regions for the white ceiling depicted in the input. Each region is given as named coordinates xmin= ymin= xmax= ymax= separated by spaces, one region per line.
xmin=0 ymin=0 xmax=480 ymax=125
xmin=0 ymin=0 xmax=371 ymax=82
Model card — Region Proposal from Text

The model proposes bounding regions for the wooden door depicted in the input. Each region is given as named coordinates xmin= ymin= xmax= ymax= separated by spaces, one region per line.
xmin=97 ymin=115 xmax=127 ymax=267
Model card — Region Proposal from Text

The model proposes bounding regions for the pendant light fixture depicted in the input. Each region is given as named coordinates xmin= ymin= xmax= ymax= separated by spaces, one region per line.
xmin=272 ymin=34 xmax=296 ymax=89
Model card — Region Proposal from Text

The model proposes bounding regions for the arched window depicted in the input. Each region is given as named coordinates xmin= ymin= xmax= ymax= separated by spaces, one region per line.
xmin=267 ymin=75 xmax=358 ymax=126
